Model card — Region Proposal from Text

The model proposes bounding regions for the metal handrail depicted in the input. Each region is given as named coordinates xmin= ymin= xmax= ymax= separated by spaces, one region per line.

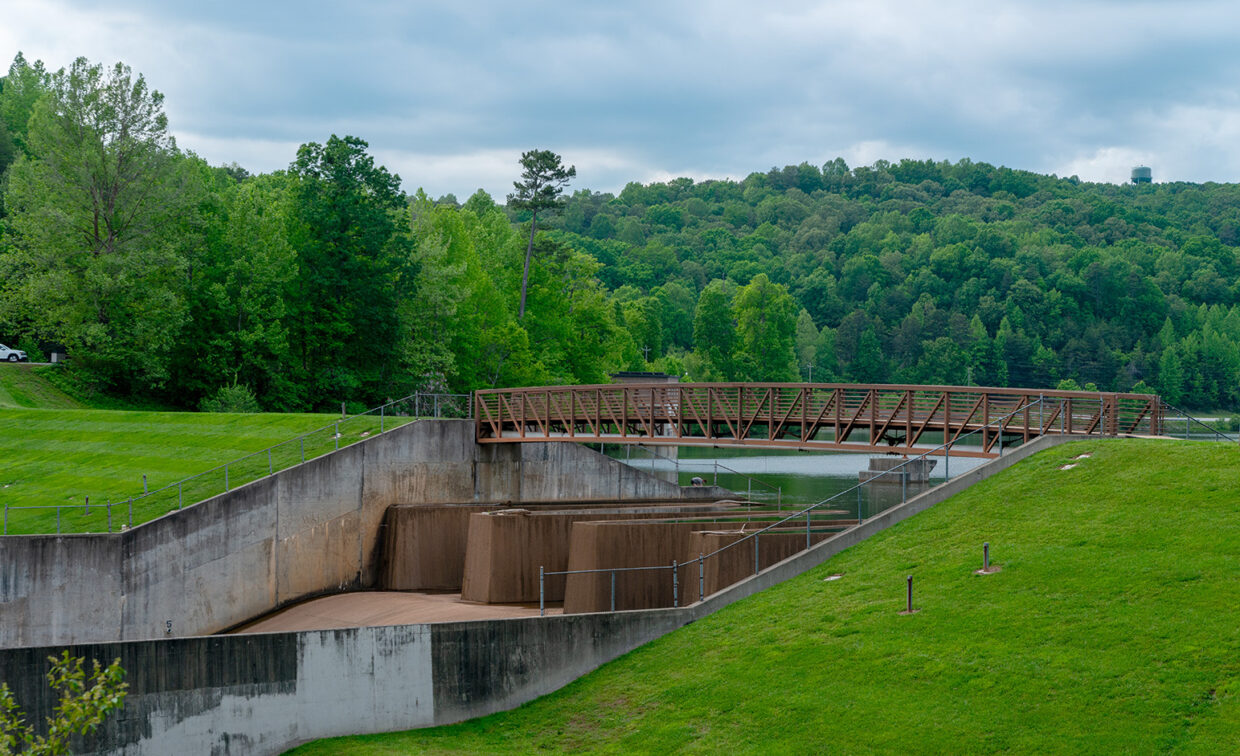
xmin=539 ymin=398 xmax=1044 ymax=615
xmin=1159 ymin=403 xmax=1239 ymax=443
xmin=1 ymin=391 xmax=473 ymax=535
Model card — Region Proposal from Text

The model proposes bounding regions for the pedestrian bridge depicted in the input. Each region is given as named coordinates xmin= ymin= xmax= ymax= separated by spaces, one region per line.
xmin=475 ymin=383 xmax=1163 ymax=459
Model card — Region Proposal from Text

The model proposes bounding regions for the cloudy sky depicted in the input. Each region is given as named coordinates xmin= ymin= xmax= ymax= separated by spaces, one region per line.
xmin=4 ymin=0 xmax=1239 ymax=198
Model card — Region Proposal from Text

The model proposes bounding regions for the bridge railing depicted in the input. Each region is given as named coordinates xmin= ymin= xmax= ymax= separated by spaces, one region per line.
xmin=477 ymin=383 xmax=1164 ymax=455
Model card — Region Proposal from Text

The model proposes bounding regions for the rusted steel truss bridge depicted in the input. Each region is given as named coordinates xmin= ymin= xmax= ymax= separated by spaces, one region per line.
xmin=475 ymin=383 xmax=1163 ymax=459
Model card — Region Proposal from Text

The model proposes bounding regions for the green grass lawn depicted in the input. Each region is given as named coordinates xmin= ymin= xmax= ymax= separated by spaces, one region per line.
xmin=0 ymin=408 xmax=410 ymax=535
xmin=0 ymin=364 xmax=86 ymax=409
xmin=288 ymin=439 xmax=1240 ymax=754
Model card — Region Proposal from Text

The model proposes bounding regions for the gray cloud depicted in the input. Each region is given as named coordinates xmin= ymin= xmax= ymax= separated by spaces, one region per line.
xmin=4 ymin=0 xmax=1240 ymax=196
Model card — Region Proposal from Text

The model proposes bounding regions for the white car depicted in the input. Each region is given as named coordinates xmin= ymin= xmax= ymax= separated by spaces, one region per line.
xmin=0 ymin=344 xmax=28 ymax=362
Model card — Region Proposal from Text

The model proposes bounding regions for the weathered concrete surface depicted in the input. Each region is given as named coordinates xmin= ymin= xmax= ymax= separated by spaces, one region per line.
xmin=0 ymin=420 xmax=713 ymax=648
xmin=0 ymin=434 xmax=1078 ymax=756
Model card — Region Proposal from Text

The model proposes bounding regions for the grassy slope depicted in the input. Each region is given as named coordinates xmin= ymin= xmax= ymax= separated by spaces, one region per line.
xmin=289 ymin=439 xmax=1240 ymax=755
xmin=0 ymin=364 xmax=86 ymax=409
xmin=1 ymin=407 xmax=406 ymax=535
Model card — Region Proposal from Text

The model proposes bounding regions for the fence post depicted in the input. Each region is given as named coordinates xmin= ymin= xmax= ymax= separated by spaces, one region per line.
xmin=225 ymin=463 xmax=229 ymax=492
xmin=106 ymin=504 xmax=112 ymax=533
xmin=335 ymin=421 xmax=339 ymax=451
xmin=539 ymin=566 xmax=545 ymax=617
xmin=611 ymin=570 xmax=616 ymax=612
xmin=3 ymin=503 xmax=7 ymax=534
xmin=85 ymin=495 xmax=89 ymax=515
xmin=672 ymin=560 xmax=679 ymax=608
xmin=754 ymin=535 xmax=760 ymax=575
xmin=341 ymin=401 xmax=346 ymax=418
xmin=178 ymin=481 xmax=183 ymax=509
xmin=268 ymin=448 xmax=273 ymax=476
xmin=381 ymin=404 xmax=385 ymax=433
xmin=806 ymin=509 xmax=811 ymax=550
xmin=57 ymin=506 xmax=61 ymax=534
xmin=714 ymin=459 xmax=718 ymax=486
xmin=698 ymin=555 xmax=705 ymax=602
xmin=300 ymin=437 xmax=305 ymax=463
xmin=1038 ymin=394 xmax=1045 ymax=434
xmin=778 ymin=486 xmax=782 ymax=511
xmin=143 ymin=474 xmax=148 ymax=495
xmin=128 ymin=498 xmax=133 ymax=528
xmin=435 ymin=395 xmax=440 ymax=418
xmin=945 ymin=443 xmax=950 ymax=481
xmin=901 ymin=470 xmax=907 ymax=503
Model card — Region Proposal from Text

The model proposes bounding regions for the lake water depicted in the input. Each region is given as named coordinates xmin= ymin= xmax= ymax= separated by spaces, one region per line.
xmin=606 ymin=444 xmax=989 ymax=520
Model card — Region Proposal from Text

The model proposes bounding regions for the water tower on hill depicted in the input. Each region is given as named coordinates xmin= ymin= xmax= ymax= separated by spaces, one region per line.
xmin=1131 ymin=166 xmax=1153 ymax=184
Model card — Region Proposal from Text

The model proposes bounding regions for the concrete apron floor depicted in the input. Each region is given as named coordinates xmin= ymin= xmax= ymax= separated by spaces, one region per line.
xmin=230 ymin=591 xmax=562 ymax=634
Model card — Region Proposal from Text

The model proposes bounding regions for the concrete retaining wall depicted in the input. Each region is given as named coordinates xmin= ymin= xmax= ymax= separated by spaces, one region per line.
xmin=0 ymin=420 xmax=712 ymax=648
xmin=0 ymin=435 xmax=1080 ymax=755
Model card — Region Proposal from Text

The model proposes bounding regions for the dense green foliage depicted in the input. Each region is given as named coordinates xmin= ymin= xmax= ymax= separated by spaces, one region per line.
xmin=288 ymin=439 xmax=1240 ymax=754
xmin=3 ymin=53 xmax=1239 ymax=410
xmin=542 ymin=162 xmax=1240 ymax=408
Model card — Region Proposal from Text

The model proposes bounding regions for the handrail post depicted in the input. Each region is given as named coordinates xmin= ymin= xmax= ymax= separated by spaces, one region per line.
xmin=335 ymin=421 xmax=339 ymax=450
xmin=381 ymin=404 xmax=385 ymax=433
xmin=611 ymin=570 xmax=616 ymax=612
xmin=672 ymin=560 xmax=679 ymax=608
xmin=225 ymin=463 xmax=229 ymax=492
xmin=945 ymin=442 xmax=950 ymax=481
xmin=805 ymin=509 xmax=811 ymax=549
xmin=57 ymin=506 xmax=61 ymax=534
xmin=754 ymin=534 xmax=760 ymax=575
xmin=539 ymin=566 xmax=545 ymax=617
xmin=901 ymin=469 xmax=907 ymax=503
xmin=128 ymin=497 xmax=133 ymax=528
xmin=300 ymin=437 xmax=305 ymax=463
xmin=698 ymin=554 xmax=705 ymax=602
xmin=178 ymin=481 xmax=183 ymax=509
xmin=268 ymin=448 xmax=273 ymax=476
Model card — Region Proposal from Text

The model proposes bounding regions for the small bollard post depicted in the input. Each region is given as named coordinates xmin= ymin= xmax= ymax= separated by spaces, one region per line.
xmin=698 ymin=555 xmax=705 ymax=602
xmin=539 ymin=566 xmax=545 ymax=617
xmin=143 ymin=474 xmax=148 ymax=495
xmin=268 ymin=448 xmax=273 ymax=476
xmin=906 ymin=575 xmax=913 ymax=613
xmin=984 ymin=542 xmax=990 ymax=571
xmin=225 ymin=463 xmax=229 ymax=492
xmin=610 ymin=570 xmax=616 ymax=612
xmin=672 ymin=560 xmax=679 ymax=608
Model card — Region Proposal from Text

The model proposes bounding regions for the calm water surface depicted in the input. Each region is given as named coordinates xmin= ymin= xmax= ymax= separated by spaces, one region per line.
xmin=607 ymin=444 xmax=989 ymax=520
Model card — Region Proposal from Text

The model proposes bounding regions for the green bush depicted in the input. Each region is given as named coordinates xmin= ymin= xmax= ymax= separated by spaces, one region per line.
xmin=16 ymin=337 xmax=46 ymax=363
xmin=199 ymin=383 xmax=260 ymax=413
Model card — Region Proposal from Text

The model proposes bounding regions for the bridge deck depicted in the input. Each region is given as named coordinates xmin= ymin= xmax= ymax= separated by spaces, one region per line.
xmin=475 ymin=383 xmax=1162 ymax=459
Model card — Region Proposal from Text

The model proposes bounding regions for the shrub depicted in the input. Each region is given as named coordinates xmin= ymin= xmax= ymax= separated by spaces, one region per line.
xmin=199 ymin=383 xmax=260 ymax=413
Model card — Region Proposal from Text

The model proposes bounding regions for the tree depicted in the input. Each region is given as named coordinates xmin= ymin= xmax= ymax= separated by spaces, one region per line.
xmin=2 ymin=56 xmax=187 ymax=392
xmin=0 ymin=651 xmax=127 ymax=754
xmin=286 ymin=135 xmax=413 ymax=406
xmin=733 ymin=273 xmax=799 ymax=381
xmin=507 ymin=149 xmax=575 ymax=319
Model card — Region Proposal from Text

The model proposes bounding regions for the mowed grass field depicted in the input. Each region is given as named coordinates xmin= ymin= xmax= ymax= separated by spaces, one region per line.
xmin=289 ymin=439 xmax=1240 ymax=755
xmin=0 ymin=365 xmax=408 ymax=534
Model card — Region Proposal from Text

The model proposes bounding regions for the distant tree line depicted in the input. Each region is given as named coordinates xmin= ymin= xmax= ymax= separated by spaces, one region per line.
xmin=2 ymin=53 xmax=1238 ymax=411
